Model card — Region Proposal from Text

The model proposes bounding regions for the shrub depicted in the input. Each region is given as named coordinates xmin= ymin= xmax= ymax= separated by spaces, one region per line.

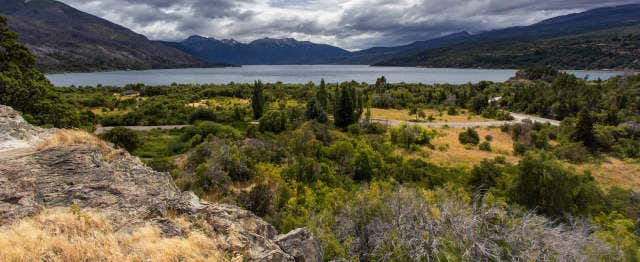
xmin=479 ymin=141 xmax=492 ymax=152
xmin=553 ymin=142 xmax=590 ymax=163
xmin=390 ymin=124 xmax=436 ymax=149
xmin=458 ymin=128 xmax=480 ymax=145
xmin=100 ymin=127 xmax=141 ymax=152
xmin=513 ymin=153 xmax=604 ymax=218
xmin=238 ymin=184 xmax=273 ymax=217
xmin=259 ymin=110 xmax=288 ymax=133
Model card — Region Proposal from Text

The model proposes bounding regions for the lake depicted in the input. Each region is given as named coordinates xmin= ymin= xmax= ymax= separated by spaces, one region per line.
xmin=46 ymin=65 xmax=624 ymax=87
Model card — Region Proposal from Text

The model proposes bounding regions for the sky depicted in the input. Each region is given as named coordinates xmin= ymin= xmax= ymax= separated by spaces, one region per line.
xmin=57 ymin=0 xmax=638 ymax=50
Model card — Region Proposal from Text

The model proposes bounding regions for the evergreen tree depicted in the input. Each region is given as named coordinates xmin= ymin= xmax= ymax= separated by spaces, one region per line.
xmin=0 ymin=16 xmax=47 ymax=113
xmin=334 ymin=84 xmax=356 ymax=128
xmin=316 ymin=79 xmax=329 ymax=111
xmin=0 ymin=16 xmax=84 ymax=128
xmin=251 ymin=81 xmax=265 ymax=119
xmin=573 ymin=109 xmax=596 ymax=151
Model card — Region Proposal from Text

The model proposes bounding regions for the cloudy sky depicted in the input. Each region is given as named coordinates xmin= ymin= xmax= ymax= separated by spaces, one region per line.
xmin=58 ymin=0 xmax=637 ymax=50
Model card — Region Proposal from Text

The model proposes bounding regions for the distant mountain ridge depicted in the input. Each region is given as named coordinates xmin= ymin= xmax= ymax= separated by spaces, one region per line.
xmin=0 ymin=0 xmax=215 ymax=73
xmin=1 ymin=0 xmax=638 ymax=71
xmin=169 ymin=35 xmax=350 ymax=65
xmin=373 ymin=4 xmax=640 ymax=69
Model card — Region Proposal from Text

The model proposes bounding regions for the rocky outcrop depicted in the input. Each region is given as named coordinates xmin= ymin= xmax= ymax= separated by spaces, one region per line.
xmin=276 ymin=228 xmax=324 ymax=262
xmin=0 ymin=105 xmax=322 ymax=261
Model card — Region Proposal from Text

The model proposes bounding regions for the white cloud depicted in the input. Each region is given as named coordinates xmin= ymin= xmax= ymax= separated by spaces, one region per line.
xmin=57 ymin=0 xmax=638 ymax=50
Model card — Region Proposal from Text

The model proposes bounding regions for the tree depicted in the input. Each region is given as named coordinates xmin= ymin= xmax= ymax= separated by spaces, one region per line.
xmin=513 ymin=153 xmax=603 ymax=218
xmin=573 ymin=109 xmax=596 ymax=151
xmin=259 ymin=110 xmax=288 ymax=133
xmin=100 ymin=127 xmax=142 ymax=152
xmin=333 ymin=84 xmax=363 ymax=128
xmin=317 ymin=79 xmax=329 ymax=111
xmin=458 ymin=128 xmax=480 ymax=145
xmin=251 ymin=81 xmax=265 ymax=119
xmin=0 ymin=16 xmax=85 ymax=128
xmin=0 ymin=16 xmax=46 ymax=113
xmin=305 ymin=97 xmax=327 ymax=123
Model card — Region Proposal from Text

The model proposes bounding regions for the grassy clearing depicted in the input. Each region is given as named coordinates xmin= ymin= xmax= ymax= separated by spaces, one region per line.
xmin=573 ymin=158 xmax=640 ymax=191
xmin=0 ymin=208 xmax=225 ymax=262
xmin=371 ymin=108 xmax=492 ymax=123
xmin=187 ymin=97 xmax=249 ymax=109
xmin=90 ymin=107 xmax=133 ymax=117
xmin=419 ymin=127 xmax=519 ymax=168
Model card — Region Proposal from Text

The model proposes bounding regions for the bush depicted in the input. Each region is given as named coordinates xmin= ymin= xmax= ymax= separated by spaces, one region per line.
xmin=238 ymin=184 xmax=273 ymax=217
xmin=554 ymin=142 xmax=590 ymax=163
xmin=513 ymin=153 xmax=603 ymax=218
xmin=364 ymin=122 xmax=386 ymax=134
xmin=479 ymin=142 xmax=492 ymax=152
xmin=458 ymin=128 xmax=480 ymax=145
xmin=390 ymin=124 xmax=436 ymax=149
xmin=100 ymin=127 xmax=141 ymax=152
xmin=259 ymin=110 xmax=288 ymax=133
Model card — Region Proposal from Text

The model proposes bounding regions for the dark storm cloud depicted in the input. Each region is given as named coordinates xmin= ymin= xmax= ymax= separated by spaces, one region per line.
xmin=57 ymin=0 xmax=639 ymax=50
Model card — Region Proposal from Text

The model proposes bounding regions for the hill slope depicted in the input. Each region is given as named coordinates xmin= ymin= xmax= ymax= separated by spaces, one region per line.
xmin=171 ymin=36 xmax=351 ymax=65
xmin=0 ymin=0 xmax=212 ymax=72
xmin=0 ymin=104 xmax=323 ymax=260
xmin=374 ymin=4 xmax=640 ymax=69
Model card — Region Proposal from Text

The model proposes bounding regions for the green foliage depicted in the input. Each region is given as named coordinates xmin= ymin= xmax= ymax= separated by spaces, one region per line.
xmin=334 ymin=84 xmax=361 ymax=128
xmin=515 ymin=67 xmax=559 ymax=81
xmin=100 ymin=127 xmax=142 ymax=152
xmin=352 ymin=140 xmax=384 ymax=181
xmin=458 ymin=128 xmax=480 ymax=145
xmin=513 ymin=153 xmax=603 ymax=218
xmin=238 ymin=184 xmax=273 ymax=217
xmin=479 ymin=141 xmax=491 ymax=151
xmin=389 ymin=124 xmax=435 ymax=149
xmin=0 ymin=16 xmax=87 ymax=128
xmin=259 ymin=110 xmax=288 ymax=133
xmin=251 ymin=81 xmax=266 ymax=119
xmin=572 ymin=109 xmax=597 ymax=151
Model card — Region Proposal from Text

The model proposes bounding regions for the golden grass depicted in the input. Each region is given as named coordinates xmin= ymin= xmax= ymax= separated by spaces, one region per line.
xmin=0 ymin=208 xmax=226 ymax=262
xmin=38 ymin=130 xmax=109 ymax=150
xmin=371 ymin=108 xmax=492 ymax=123
xmin=90 ymin=107 xmax=133 ymax=117
xmin=419 ymin=127 xmax=519 ymax=168
xmin=573 ymin=158 xmax=640 ymax=191
xmin=187 ymin=97 xmax=249 ymax=109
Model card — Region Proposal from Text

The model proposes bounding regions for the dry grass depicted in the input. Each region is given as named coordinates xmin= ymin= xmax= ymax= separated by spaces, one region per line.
xmin=38 ymin=130 xmax=109 ymax=150
xmin=90 ymin=107 xmax=133 ymax=117
xmin=371 ymin=108 xmax=492 ymax=123
xmin=0 ymin=208 xmax=226 ymax=262
xmin=187 ymin=97 xmax=249 ymax=109
xmin=419 ymin=127 xmax=519 ymax=167
xmin=573 ymin=158 xmax=640 ymax=190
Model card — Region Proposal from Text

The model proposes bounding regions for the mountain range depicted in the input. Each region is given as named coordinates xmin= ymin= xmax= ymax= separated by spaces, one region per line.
xmin=0 ymin=0 xmax=216 ymax=72
xmin=1 ymin=0 xmax=639 ymax=72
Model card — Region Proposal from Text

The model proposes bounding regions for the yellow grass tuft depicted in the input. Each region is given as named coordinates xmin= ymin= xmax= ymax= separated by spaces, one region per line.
xmin=0 ymin=208 xmax=226 ymax=262
xmin=38 ymin=130 xmax=109 ymax=150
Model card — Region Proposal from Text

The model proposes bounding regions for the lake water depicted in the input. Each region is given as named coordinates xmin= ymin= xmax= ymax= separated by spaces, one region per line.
xmin=46 ymin=65 xmax=624 ymax=87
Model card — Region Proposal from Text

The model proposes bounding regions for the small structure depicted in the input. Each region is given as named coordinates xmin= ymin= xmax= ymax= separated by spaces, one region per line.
xmin=122 ymin=89 xmax=140 ymax=96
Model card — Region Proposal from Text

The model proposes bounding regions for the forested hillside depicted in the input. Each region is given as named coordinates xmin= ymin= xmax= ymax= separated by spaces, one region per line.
xmin=377 ymin=26 xmax=640 ymax=69
xmin=0 ymin=0 xmax=213 ymax=72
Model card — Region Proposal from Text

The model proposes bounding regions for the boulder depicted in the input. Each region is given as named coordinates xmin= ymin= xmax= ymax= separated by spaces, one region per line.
xmin=276 ymin=228 xmax=323 ymax=262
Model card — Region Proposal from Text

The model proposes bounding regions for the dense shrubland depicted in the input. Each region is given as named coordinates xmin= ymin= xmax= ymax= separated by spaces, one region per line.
xmin=3 ymin=19 xmax=640 ymax=260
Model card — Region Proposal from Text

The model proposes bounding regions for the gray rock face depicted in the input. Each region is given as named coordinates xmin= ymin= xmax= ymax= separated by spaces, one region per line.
xmin=0 ymin=105 xmax=321 ymax=261
xmin=276 ymin=228 xmax=324 ymax=262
